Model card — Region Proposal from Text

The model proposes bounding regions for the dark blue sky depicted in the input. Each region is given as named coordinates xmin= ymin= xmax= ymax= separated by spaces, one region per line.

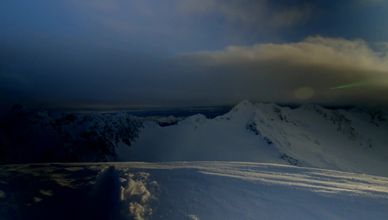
xmin=1 ymin=0 xmax=388 ymax=107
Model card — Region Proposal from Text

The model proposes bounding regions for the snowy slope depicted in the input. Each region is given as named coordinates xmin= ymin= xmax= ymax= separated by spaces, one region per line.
xmin=1 ymin=162 xmax=388 ymax=220
xmin=2 ymin=101 xmax=388 ymax=176
xmin=126 ymin=101 xmax=388 ymax=176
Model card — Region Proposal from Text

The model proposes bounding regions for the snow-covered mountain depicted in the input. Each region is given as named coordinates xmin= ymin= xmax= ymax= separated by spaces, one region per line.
xmin=126 ymin=101 xmax=388 ymax=176
xmin=2 ymin=102 xmax=388 ymax=219
xmin=1 ymin=101 xmax=388 ymax=176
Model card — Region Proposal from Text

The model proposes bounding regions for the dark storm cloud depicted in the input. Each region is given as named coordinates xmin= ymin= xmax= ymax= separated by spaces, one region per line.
xmin=0 ymin=43 xmax=170 ymax=107
xmin=1 ymin=1 xmax=388 ymax=107
xmin=2 ymin=36 xmax=388 ymax=107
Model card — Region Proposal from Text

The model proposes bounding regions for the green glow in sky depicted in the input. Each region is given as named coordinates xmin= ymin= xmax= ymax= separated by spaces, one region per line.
xmin=330 ymin=81 xmax=370 ymax=90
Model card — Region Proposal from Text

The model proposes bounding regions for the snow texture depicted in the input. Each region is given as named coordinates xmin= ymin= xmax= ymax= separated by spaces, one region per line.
xmin=126 ymin=101 xmax=388 ymax=177
xmin=1 ymin=162 xmax=388 ymax=219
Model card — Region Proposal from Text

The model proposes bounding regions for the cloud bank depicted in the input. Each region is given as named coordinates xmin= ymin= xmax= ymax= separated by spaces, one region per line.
xmin=1 ymin=36 xmax=388 ymax=108
xmin=190 ymin=36 xmax=388 ymax=71
xmin=176 ymin=36 xmax=388 ymax=105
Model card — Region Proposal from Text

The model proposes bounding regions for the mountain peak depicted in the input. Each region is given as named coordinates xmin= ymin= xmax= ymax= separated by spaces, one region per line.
xmin=233 ymin=100 xmax=254 ymax=110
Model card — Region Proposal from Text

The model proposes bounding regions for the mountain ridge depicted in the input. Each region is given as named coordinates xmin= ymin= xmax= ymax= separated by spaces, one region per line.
xmin=1 ymin=101 xmax=388 ymax=177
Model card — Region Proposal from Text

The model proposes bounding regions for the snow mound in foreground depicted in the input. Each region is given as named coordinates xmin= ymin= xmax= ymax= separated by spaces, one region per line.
xmin=1 ymin=162 xmax=388 ymax=220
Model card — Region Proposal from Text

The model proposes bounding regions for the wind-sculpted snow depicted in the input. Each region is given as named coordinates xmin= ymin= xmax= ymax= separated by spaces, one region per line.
xmin=1 ymin=162 xmax=388 ymax=219
xmin=119 ymin=171 xmax=159 ymax=220
xmin=128 ymin=101 xmax=388 ymax=177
